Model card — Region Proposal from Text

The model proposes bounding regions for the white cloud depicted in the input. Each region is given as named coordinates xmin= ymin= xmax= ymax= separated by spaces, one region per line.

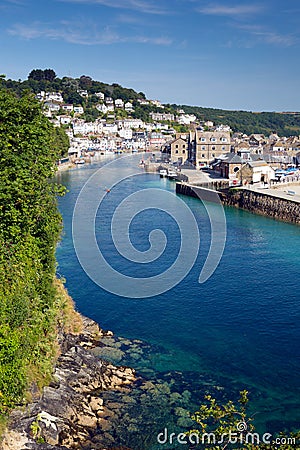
xmin=59 ymin=0 xmax=169 ymax=15
xmin=236 ymin=24 xmax=297 ymax=47
xmin=8 ymin=20 xmax=172 ymax=46
xmin=197 ymin=3 xmax=263 ymax=17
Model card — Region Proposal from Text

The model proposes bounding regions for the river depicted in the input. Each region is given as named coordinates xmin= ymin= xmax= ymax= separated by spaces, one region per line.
xmin=56 ymin=155 xmax=300 ymax=448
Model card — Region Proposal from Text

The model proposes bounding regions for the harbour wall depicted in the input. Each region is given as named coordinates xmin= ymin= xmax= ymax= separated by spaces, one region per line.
xmin=176 ymin=183 xmax=300 ymax=225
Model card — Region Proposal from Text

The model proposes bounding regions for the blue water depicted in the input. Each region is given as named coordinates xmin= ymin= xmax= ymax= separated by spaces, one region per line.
xmin=56 ymin=157 xmax=300 ymax=443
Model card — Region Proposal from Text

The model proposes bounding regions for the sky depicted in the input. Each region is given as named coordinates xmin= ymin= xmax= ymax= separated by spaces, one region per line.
xmin=1 ymin=0 xmax=300 ymax=111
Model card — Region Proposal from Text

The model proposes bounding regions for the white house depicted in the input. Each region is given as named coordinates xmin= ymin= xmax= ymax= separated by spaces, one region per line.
xmin=115 ymin=98 xmax=124 ymax=108
xmin=247 ymin=161 xmax=275 ymax=184
xmin=125 ymin=102 xmax=134 ymax=112
xmin=59 ymin=116 xmax=72 ymax=125
xmin=44 ymin=102 xmax=60 ymax=112
xmin=103 ymin=123 xmax=118 ymax=135
xmin=122 ymin=119 xmax=144 ymax=129
xmin=118 ymin=128 xmax=133 ymax=139
xmin=177 ymin=114 xmax=196 ymax=125
xmin=62 ymin=104 xmax=74 ymax=112
xmin=74 ymin=106 xmax=84 ymax=115
xmin=137 ymin=99 xmax=149 ymax=105
xmin=150 ymin=100 xmax=163 ymax=108
xmin=96 ymin=104 xmax=108 ymax=114
xmin=73 ymin=121 xmax=98 ymax=135
xmin=78 ymin=90 xmax=88 ymax=98
xmin=36 ymin=91 xmax=45 ymax=102
xmin=151 ymin=112 xmax=175 ymax=122
xmin=45 ymin=92 xmax=64 ymax=103
xmin=95 ymin=92 xmax=105 ymax=100
xmin=105 ymin=97 xmax=114 ymax=106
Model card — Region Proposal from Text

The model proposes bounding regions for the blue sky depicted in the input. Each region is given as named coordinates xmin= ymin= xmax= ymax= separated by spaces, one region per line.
xmin=1 ymin=0 xmax=300 ymax=111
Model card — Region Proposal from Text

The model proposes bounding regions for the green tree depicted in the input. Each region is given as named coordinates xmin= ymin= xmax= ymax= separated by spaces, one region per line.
xmin=188 ymin=392 xmax=300 ymax=449
xmin=28 ymin=69 xmax=56 ymax=82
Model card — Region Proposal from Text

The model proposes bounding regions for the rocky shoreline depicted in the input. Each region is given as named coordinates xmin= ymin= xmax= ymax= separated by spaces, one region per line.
xmin=1 ymin=313 xmax=231 ymax=450
xmin=1 ymin=317 xmax=136 ymax=450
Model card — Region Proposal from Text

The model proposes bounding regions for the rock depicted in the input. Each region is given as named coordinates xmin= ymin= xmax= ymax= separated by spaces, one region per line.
xmin=106 ymin=330 xmax=114 ymax=336
xmin=105 ymin=402 xmax=123 ymax=410
xmin=89 ymin=396 xmax=104 ymax=412
xmin=2 ymin=317 xmax=136 ymax=450
xmin=96 ymin=406 xmax=115 ymax=419
xmin=98 ymin=418 xmax=113 ymax=431
xmin=76 ymin=413 xmax=98 ymax=428
xmin=92 ymin=346 xmax=125 ymax=363
xmin=38 ymin=411 xmax=60 ymax=445
xmin=1 ymin=431 xmax=30 ymax=450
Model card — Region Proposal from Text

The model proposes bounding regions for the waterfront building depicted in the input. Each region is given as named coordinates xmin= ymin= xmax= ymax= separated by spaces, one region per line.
xmin=169 ymin=135 xmax=189 ymax=164
xmin=194 ymin=129 xmax=231 ymax=168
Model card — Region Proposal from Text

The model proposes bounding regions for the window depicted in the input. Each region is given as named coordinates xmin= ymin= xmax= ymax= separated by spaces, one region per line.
xmin=222 ymin=146 xmax=226 ymax=151
xmin=212 ymin=146 xmax=216 ymax=150
xmin=234 ymin=166 xmax=240 ymax=173
xmin=182 ymin=150 xmax=185 ymax=154
xmin=212 ymin=154 xmax=215 ymax=158
xmin=202 ymin=146 xmax=206 ymax=150
xmin=201 ymin=137 xmax=206 ymax=142
xmin=221 ymin=137 xmax=227 ymax=142
xmin=183 ymin=144 xmax=186 ymax=148
xmin=175 ymin=144 xmax=179 ymax=148
xmin=211 ymin=137 xmax=216 ymax=142
xmin=202 ymin=154 xmax=205 ymax=158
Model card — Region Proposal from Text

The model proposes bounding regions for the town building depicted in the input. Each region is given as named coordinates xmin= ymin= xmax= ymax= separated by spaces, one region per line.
xmin=170 ymin=135 xmax=189 ymax=164
xmin=150 ymin=112 xmax=175 ymax=122
xmin=125 ymin=102 xmax=134 ymax=112
xmin=194 ymin=130 xmax=231 ymax=168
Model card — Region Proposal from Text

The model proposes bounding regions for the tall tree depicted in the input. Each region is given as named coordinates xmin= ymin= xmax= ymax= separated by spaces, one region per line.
xmin=44 ymin=68 xmax=56 ymax=81
xmin=28 ymin=69 xmax=56 ymax=82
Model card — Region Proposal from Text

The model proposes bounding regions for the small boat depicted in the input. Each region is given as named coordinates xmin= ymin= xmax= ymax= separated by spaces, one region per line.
xmin=74 ymin=159 xmax=85 ymax=165
xmin=167 ymin=169 xmax=178 ymax=180
xmin=159 ymin=169 xmax=168 ymax=177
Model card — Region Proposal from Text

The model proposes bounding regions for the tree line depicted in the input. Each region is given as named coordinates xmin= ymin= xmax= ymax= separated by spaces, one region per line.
xmin=176 ymin=104 xmax=300 ymax=137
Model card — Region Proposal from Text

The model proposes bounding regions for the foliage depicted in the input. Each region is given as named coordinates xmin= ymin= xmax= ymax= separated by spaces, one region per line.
xmin=176 ymin=104 xmax=300 ymax=137
xmin=52 ymin=126 xmax=70 ymax=157
xmin=28 ymin=69 xmax=57 ymax=82
xmin=0 ymin=89 xmax=68 ymax=419
xmin=189 ymin=392 xmax=300 ymax=449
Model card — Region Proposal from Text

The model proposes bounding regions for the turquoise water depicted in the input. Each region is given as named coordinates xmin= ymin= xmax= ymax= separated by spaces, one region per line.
xmin=56 ymin=158 xmax=300 ymax=444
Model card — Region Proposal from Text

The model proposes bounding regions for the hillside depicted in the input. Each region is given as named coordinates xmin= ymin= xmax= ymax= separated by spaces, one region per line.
xmin=1 ymin=69 xmax=300 ymax=136
xmin=172 ymin=104 xmax=300 ymax=136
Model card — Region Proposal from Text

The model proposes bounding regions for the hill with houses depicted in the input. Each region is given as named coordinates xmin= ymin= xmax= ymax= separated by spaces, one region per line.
xmin=1 ymin=69 xmax=300 ymax=137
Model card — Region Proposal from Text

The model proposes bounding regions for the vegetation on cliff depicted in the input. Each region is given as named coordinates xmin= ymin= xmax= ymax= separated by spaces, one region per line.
xmin=0 ymin=89 xmax=77 ymax=424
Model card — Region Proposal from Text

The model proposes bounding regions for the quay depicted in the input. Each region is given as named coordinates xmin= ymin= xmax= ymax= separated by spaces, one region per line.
xmin=176 ymin=181 xmax=300 ymax=225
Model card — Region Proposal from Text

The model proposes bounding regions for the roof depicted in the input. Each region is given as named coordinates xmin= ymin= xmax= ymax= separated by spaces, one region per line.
xmin=247 ymin=161 xmax=269 ymax=168
xmin=223 ymin=153 xmax=243 ymax=164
